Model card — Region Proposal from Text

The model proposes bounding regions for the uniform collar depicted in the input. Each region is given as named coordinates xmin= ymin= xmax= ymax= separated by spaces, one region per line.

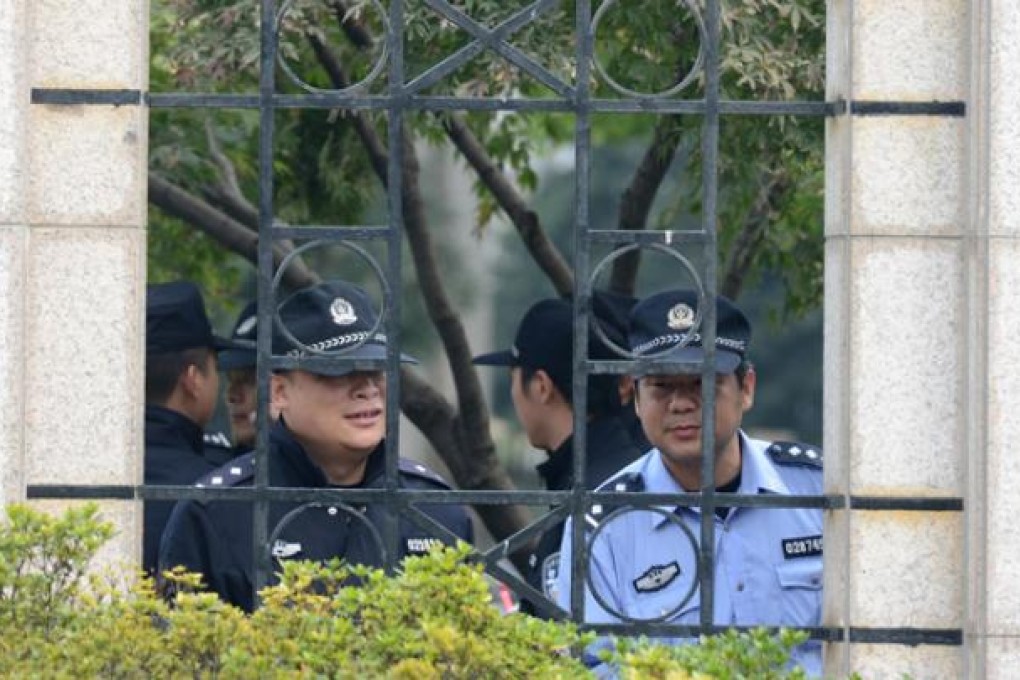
xmin=649 ymin=432 xmax=789 ymax=529
xmin=535 ymin=415 xmax=645 ymax=491
xmin=536 ymin=433 xmax=574 ymax=490
xmin=144 ymin=404 xmax=205 ymax=454
xmin=269 ymin=419 xmax=389 ymax=488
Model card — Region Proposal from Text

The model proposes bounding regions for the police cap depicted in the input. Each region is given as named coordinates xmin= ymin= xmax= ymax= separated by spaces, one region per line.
xmin=218 ymin=300 xmax=258 ymax=371
xmin=272 ymin=280 xmax=417 ymax=377
xmin=146 ymin=281 xmax=240 ymax=354
xmin=472 ymin=291 xmax=631 ymax=399
xmin=628 ymin=289 xmax=751 ymax=374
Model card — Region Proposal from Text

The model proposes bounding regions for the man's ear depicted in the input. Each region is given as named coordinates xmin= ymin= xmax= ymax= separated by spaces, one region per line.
xmin=740 ymin=367 xmax=757 ymax=411
xmin=178 ymin=363 xmax=203 ymax=400
xmin=270 ymin=373 xmax=289 ymax=412
xmin=532 ymin=369 xmax=558 ymax=404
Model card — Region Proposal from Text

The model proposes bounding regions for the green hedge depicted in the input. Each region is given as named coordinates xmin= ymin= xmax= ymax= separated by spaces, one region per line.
xmin=0 ymin=503 xmax=820 ymax=678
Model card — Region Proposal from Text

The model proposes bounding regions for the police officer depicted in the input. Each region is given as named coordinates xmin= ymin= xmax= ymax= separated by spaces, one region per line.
xmin=204 ymin=300 xmax=260 ymax=463
xmin=144 ymin=281 xmax=243 ymax=574
xmin=555 ymin=289 xmax=823 ymax=675
xmin=158 ymin=280 xmax=474 ymax=612
xmin=473 ymin=293 xmax=644 ymax=616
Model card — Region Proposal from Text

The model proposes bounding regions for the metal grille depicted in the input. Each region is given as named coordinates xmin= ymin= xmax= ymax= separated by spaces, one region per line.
xmin=28 ymin=0 xmax=966 ymax=651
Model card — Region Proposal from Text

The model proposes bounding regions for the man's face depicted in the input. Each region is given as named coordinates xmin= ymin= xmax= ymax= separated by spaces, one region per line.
xmin=634 ymin=369 xmax=755 ymax=477
xmin=271 ymin=370 xmax=386 ymax=461
xmin=226 ymin=368 xmax=257 ymax=449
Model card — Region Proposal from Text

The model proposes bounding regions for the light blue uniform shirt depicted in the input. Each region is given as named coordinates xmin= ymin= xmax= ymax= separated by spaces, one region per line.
xmin=555 ymin=433 xmax=823 ymax=676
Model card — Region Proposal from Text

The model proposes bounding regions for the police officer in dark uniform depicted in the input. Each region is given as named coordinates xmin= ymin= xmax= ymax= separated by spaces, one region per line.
xmin=159 ymin=281 xmax=474 ymax=612
xmin=144 ymin=281 xmax=243 ymax=574
xmin=202 ymin=300 xmax=260 ymax=465
xmin=473 ymin=293 xmax=644 ymax=616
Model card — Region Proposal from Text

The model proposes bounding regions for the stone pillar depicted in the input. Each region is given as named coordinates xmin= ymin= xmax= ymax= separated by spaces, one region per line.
xmin=0 ymin=0 xmax=28 ymax=508
xmin=0 ymin=0 xmax=148 ymax=564
xmin=970 ymin=1 xmax=1020 ymax=676
xmin=825 ymin=1 xmax=968 ymax=677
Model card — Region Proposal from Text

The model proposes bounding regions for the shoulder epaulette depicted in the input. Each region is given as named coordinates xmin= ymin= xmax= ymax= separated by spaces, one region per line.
xmin=194 ymin=452 xmax=256 ymax=488
xmin=203 ymin=431 xmax=232 ymax=449
xmin=599 ymin=471 xmax=645 ymax=493
xmin=767 ymin=441 xmax=823 ymax=469
xmin=398 ymin=458 xmax=452 ymax=489
xmin=587 ymin=472 xmax=645 ymax=529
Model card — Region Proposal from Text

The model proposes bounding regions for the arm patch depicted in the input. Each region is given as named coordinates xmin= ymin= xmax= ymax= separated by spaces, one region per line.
xmin=767 ymin=441 xmax=823 ymax=469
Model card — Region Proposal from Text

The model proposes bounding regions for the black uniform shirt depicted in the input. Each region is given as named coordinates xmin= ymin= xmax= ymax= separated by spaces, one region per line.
xmin=522 ymin=412 xmax=645 ymax=616
xmin=143 ymin=405 xmax=219 ymax=575
xmin=158 ymin=419 xmax=474 ymax=612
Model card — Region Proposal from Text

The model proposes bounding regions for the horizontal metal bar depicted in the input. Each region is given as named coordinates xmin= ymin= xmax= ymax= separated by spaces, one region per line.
xmin=26 ymin=484 xmax=137 ymax=500
xmin=846 ymin=627 xmax=963 ymax=646
xmin=849 ymin=496 xmax=963 ymax=512
xmin=585 ymin=622 xmax=962 ymax=646
xmin=588 ymin=99 xmax=832 ymax=116
xmin=27 ymin=484 xmax=576 ymax=504
xmin=587 ymin=491 xmax=834 ymax=510
xmin=273 ymin=225 xmax=392 ymax=241
xmin=40 ymin=90 xmax=967 ymax=120
xmin=586 ymin=229 xmax=708 ymax=245
xmin=26 ymin=484 xmax=962 ymax=514
xmin=849 ymin=100 xmax=966 ymax=117
xmin=31 ymin=88 xmax=143 ymax=106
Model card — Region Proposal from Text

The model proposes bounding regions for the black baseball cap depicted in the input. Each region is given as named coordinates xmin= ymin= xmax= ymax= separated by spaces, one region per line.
xmin=272 ymin=280 xmax=417 ymax=377
xmin=218 ymin=300 xmax=258 ymax=371
xmin=146 ymin=281 xmax=241 ymax=354
xmin=628 ymin=289 xmax=751 ymax=374
xmin=472 ymin=292 xmax=631 ymax=399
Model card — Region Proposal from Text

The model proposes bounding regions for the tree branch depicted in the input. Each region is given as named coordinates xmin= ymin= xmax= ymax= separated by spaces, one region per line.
xmin=609 ymin=117 xmax=683 ymax=295
xmin=720 ymin=171 xmax=790 ymax=300
xmin=442 ymin=114 xmax=575 ymax=297
xmin=148 ymin=173 xmax=319 ymax=292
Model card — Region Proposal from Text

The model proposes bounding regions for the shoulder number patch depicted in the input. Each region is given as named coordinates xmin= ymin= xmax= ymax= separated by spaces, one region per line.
xmin=633 ymin=561 xmax=681 ymax=593
xmin=406 ymin=537 xmax=443 ymax=555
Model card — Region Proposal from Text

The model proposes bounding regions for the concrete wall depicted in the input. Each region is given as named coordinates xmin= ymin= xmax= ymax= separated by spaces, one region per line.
xmin=0 ymin=0 xmax=146 ymax=565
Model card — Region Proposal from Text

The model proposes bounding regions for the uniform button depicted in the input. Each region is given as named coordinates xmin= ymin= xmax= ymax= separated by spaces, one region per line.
xmin=327 ymin=506 xmax=338 ymax=516
xmin=736 ymin=582 xmax=745 ymax=592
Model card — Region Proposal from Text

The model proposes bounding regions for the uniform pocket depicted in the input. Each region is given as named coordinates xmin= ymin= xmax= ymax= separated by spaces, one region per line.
xmin=774 ymin=560 xmax=822 ymax=626
xmin=775 ymin=560 xmax=823 ymax=590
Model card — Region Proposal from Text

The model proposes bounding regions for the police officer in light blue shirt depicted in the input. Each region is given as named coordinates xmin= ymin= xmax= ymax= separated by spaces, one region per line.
xmin=555 ymin=289 xmax=823 ymax=676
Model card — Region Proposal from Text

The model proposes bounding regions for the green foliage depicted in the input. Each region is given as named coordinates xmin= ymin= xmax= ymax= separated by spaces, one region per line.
xmin=0 ymin=504 xmax=840 ymax=679
xmin=149 ymin=0 xmax=826 ymax=314
xmin=610 ymin=628 xmax=810 ymax=680
xmin=0 ymin=503 xmax=115 ymax=640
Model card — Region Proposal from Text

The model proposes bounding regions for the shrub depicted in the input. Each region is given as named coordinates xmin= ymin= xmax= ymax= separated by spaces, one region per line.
xmin=0 ymin=503 xmax=822 ymax=678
